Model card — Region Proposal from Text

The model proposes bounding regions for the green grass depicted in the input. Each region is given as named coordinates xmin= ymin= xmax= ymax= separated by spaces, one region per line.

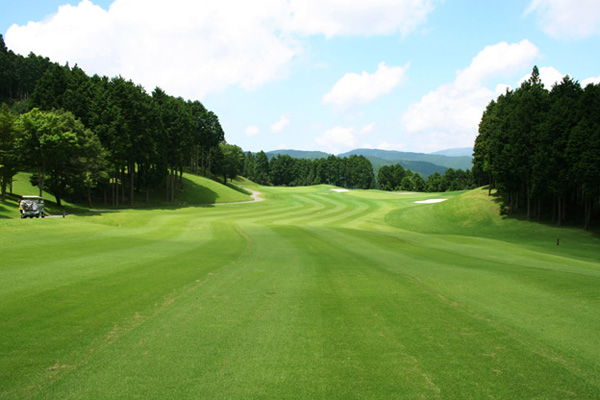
xmin=0 ymin=172 xmax=251 ymax=219
xmin=1 ymin=183 xmax=599 ymax=399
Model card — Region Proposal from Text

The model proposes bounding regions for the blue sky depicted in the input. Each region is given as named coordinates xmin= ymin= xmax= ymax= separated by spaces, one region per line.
xmin=2 ymin=0 xmax=599 ymax=154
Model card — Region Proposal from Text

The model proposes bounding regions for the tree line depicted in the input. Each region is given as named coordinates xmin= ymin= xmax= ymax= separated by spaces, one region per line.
xmin=377 ymin=163 xmax=475 ymax=192
xmin=0 ymin=35 xmax=228 ymax=207
xmin=473 ymin=66 xmax=600 ymax=229
xmin=243 ymin=153 xmax=376 ymax=189
xmin=242 ymin=151 xmax=475 ymax=192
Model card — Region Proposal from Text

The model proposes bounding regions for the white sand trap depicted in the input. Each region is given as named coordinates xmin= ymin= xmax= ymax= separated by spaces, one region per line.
xmin=331 ymin=189 xmax=349 ymax=192
xmin=414 ymin=199 xmax=447 ymax=204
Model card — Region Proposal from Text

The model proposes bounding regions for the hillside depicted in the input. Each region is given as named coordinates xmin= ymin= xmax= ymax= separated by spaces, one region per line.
xmin=430 ymin=147 xmax=473 ymax=157
xmin=367 ymin=156 xmax=447 ymax=177
xmin=264 ymin=148 xmax=472 ymax=177
xmin=339 ymin=148 xmax=473 ymax=170
xmin=265 ymin=149 xmax=332 ymax=160
xmin=0 ymin=172 xmax=251 ymax=219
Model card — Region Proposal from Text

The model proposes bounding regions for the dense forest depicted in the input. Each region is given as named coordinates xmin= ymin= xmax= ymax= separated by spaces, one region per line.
xmin=473 ymin=66 xmax=600 ymax=229
xmin=0 ymin=34 xmax=233 ymax=207
xmin=242 ymin=151 xmax=475 ymax=192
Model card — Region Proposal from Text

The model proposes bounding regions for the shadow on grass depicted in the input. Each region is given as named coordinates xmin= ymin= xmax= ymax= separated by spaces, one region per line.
xmin=225 ymin=182 xmax=251 ymax=196
xmin=485 ymin=186 xmax=599 ymax=234
xmin=70 ymin=182 xmax=220 ymax=218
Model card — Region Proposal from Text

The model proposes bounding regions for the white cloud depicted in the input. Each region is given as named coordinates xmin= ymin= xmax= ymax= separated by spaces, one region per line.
xmin=245 ymin=126 xmax=260 ymax=137
xmin=270 ymin=116 xmax=290 ymax=133
xmin=520 ymin=69 xmax=600 ymax=88
xmin=401 ymin=40 xmax=540 ymax=152
xmin=287 ymin=0 xmax=437 ymax=37
xmin=323 ymin=62 xmax=409 ymax=110
xmin=525 ymin=0 xmax=600 ymax=39
xmin=455 ymin=40 xmax=540 ymax=89
xmin=359 ymin=123 xmax=376 ymax=135
xmin=5 ymin=0 xmax=437 ymax=100
xmin=6 ymin=0 xmax=296 ymax=99
xmin=316 ymin=126 xmax=358 ymax=154
xmin=582 ymin=75 xmax=600 ymax=87
xmin=376 ymin=141 xmax=405 ymax=151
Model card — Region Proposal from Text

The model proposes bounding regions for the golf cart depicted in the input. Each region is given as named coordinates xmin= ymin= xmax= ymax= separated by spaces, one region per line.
xmin=19 ymin=196 xmax=45 ymax=218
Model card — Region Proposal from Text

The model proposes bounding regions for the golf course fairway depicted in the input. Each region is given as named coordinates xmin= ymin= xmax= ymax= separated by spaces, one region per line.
xmin=1 ymin=183 xmax=599 ymax=399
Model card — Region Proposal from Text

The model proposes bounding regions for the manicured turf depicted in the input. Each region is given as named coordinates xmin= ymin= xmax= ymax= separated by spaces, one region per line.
xmin=1 ymin=184 xmax=599 ymax=399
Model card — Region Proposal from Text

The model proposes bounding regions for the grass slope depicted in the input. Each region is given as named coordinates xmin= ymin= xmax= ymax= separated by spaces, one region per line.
xmin=0 ymin=185 xmax=599 ymax=399
xmin=0 ymin=172 xmax=251 ymax=219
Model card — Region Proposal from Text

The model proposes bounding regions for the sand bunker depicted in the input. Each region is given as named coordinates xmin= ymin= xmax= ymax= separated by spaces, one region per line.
xmin=414 ymin=199 xmax=447 ymax=204
xmin=331 ymin=189 xmax=350 ymax=192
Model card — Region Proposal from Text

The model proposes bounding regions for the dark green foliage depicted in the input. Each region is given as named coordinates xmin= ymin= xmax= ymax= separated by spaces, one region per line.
xmin=1 ymin=37 xmax=226 ymax=207
xmin=16 ymin=109 xmax=107 ymax=207
xmin=474 ymin=66 xmax=600 ymax=229
xmin=377 ymin=163 xmax=474 ymax=192
xmin=211 ymin=143 xmax=244 ymax=184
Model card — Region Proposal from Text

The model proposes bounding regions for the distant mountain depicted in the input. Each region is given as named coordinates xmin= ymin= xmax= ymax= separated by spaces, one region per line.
xmin=338 ymin=148 xmax=473 ymax=171
xmin=430 ymin=147 xmax=473 ymax=157
xmin=265 ymin=149 xmax=331 ymax=160
xmin=367 ymin=156 xmax=446 ymax=177
xmin=262 ymin=148 xmax=472 ymax=177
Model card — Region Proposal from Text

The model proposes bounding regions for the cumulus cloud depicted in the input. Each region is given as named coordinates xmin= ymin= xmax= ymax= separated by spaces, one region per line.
xmin=315 ymin=123 xmax=376 ymax=153
xmin=6 ymin=0 xmax=296 ymax=99
xmin=245 ymin=126 xmax=260 ymax=137
xmin=401 ymin=40 xmax=540 ymax=152
xmin=323 ymin=62 xmax=409 ymax=110
xmin=5 ymin=0 xmax=436 ymax=100
xmin=270 ymin=116 xmax=290 ymax=133
xmin=525 ymin=0 xmax=600 ymax=39
xmin=287 ymin=0 xmax=437 ymax=37
xmin=582 ymin=75 xmax=600 ymax=86
xmin=316 ymin=126 xmax=358 ymax=154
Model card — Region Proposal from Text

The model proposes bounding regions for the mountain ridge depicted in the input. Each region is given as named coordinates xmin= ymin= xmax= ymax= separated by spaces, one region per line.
xmin=263 ymin=148 xmax=473 ymax=177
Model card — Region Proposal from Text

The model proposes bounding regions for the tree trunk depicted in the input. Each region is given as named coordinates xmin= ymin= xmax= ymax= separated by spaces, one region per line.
xmin=171 ymin=169 xmax=176 ymax=202
xmin=121 ymin=167 xmax=126 ymax=205
xmin=200 ymin=146 xmax=206 ymax=176
xmin=39 ymin=165 xmax=45 ymax=198
xmin=165 ymin=173 xmax=170 ymax=201
xmin=129 ymin=161 xmax=135 ymax=207
xmin=114 ymin=165 xmax=119 ymax=206
xmin=526 ymin=187 xmax=531 ymax=220
xmin=584 ymin=196 xmax=591 ymax=230
xmin=557 ymin=196 xmax=562 ymax=227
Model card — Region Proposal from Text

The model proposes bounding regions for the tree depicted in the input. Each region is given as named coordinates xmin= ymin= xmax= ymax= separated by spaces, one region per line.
xmin=17 ymin=109 xmax=106 ymax=207
xmin=254 ymin=151 xmax=270 ymax=185
xmin=219 ymin=143 xmax=244 ymax=184
xmin=270 ymin=154 xmax=295 ymax=186
xmin=0 ymin=103 xmax=19 ymax=201
xmin=567 ymin=83 xmax=600 ymax=230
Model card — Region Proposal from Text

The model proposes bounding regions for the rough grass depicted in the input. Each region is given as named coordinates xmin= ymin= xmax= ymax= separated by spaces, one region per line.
xmin=0 ymin=184 xmax=599 ymax=399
